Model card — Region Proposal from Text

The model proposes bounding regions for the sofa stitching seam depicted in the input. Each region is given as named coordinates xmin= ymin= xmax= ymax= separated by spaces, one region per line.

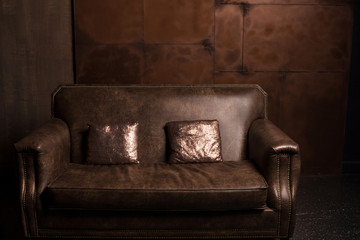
xmin=22 ymin=155 xmax=29 ymax=236
xmin=287 ymin=154 xmax=292 ymax=235
xmin=32 ymin=154 xmax=39 ymax=235
xmin=34 ymin=181 xmax=39 ymax=236
xmin=277 ymin=154 xmax=281 ymax=237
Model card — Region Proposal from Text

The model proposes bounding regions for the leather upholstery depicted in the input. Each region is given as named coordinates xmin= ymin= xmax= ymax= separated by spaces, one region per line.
xmin=14 ymin=84 xmax=300 ymax=239
xmin=14 ymin=118 xmax=70 ymax=237
xmin=46 ymin=161 xmax=267 ymax=211
xmin=248 ymin=118 xmax=301 ymax=237
xmin=37 ymin=207 xmax=278 ymax=238
xmin=52 ymin=85 xmax=266 ymax=164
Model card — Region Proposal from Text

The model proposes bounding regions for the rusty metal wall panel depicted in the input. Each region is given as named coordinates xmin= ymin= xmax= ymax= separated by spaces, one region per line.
xmin=215 ymin=4 xmax=244 ymax=71
xmin=73 ymin=0 xmax=353 ymax=174
xmin=74 ymin=0 xmax=144 ymax=84
xmin=279 ymin=73 xmax=348 ymax=174
xmin=144 ymin=45 xmax=214 ymax=84
xmin=74 ymin=0 xmax=144 ymax=44
xmin=76 ymin=44 xmax=143 ymax=84
xmin=144 ymin=0 xmax=214 ymax=43
xmin=244 ymin=5 xmax=353 ymax=71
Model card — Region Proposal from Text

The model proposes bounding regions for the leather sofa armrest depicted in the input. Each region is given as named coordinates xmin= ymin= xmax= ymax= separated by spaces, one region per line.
xmin=14 ymin=118 xmax=70 ymax=237
xmin=15 ymin=118 xmax=70 ymax=193
xmin=248 ymin=118 xmax=301 ymax=237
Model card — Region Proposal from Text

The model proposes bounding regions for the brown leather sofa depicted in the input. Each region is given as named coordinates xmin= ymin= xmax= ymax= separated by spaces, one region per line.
xmin=14 ymin=84 xmax=301 ymax=239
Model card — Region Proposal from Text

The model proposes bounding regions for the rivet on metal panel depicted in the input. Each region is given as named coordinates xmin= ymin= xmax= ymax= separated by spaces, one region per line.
xmin=201 ymin=38 xmax=215 ymax=56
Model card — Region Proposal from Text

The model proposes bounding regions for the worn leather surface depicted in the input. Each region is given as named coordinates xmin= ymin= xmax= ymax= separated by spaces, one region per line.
xmin=87 ymin=122 xmax=139 ymax=164
xmin=46 ymin=161 xmax=267 ymax=211
xmin=38 ymin=207 xmax=278 ymax=238
xmin=15 ymin=85 xmax=302 ymax=238
xmin=248 ymin=118 xmax=301 ymax=237
xmin=53 ymin=85 xmax=266 ymax=164
xmin=166 ymin=120 xmax=223 ymax=163
xmin=14 ymin=118 xmax=70 ymax=195
xmin=14 ymin=118 xmax=70 ymax=237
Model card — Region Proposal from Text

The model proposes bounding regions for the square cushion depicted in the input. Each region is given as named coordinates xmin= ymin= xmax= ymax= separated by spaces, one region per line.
xmin=87 ymin=123 xmax=139 ymax=164
xmin=46 ymin=161 xmax=268 ymax=211
xmin=165 ymin=120 xmax=223 ymax=163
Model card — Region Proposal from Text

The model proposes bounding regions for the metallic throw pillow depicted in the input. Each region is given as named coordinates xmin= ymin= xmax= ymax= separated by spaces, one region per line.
xmin=166 ymin=120 xmax=223 ymax=163
xmin=87 ymin=123 xmax=139 ymax=164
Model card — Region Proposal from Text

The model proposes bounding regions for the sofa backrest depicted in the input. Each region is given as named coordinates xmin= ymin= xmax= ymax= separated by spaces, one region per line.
xmin=52 ymin=85 xmax=267 ymax=164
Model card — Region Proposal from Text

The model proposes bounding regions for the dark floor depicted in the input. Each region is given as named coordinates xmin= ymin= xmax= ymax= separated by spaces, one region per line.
xmin=1 ymin=174 xmax=360 ymax=240
xmin=293 ymin=174 xmax=360 ymax=240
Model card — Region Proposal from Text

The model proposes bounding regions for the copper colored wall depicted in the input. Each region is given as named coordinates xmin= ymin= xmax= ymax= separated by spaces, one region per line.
xmin=73 ymin=0 xmax=354 ymax=175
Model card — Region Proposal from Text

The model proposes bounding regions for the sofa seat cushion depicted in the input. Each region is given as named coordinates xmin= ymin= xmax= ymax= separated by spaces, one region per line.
xmin=46 ymin=161 xmax=268 ymax=211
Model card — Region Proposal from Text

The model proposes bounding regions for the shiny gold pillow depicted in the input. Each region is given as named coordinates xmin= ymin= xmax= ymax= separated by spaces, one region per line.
xmin=86 ymin=123 xmax=139 ymax=164
xmin=165 ymin=120 xmax=223 ymax=163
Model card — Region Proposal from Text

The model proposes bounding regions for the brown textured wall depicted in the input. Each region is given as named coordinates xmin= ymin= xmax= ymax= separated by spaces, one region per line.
xmin=0 ymin=1 xmax=73 ymax=238
xmin=73 ymin=0 xmax=354 ymax=174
